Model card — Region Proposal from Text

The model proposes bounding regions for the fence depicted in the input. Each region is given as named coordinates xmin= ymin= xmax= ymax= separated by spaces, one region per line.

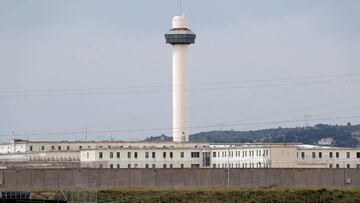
xmin=0 ymin=168 xmax=359 ymax=190
xmin=28 ymin=189 xmax=360 ymax=203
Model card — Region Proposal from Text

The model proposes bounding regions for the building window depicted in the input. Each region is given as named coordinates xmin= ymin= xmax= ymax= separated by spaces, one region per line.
xmin=110 ymin=164 xmax=113 ymax=169
xmin=163 ymin=152 xmax=166 ymax=158
xmin=99 ymin=152 xmax=103 ymax=159
xmin=41 ymin=146 xmax=45 ymax=151
xmin=336 ymin=152 xmax=339 ymax=158
xmin=134 ymin=152 xmax=138 ymax=159
xmin=347 ymin=164 xmax=350 ymax=168
xmin=145 ymin=164 xmax=149 ymax=168
xmin=347 ymin=152 xmax=350 ymax=159
xmin=29 ymin=146 xmax=33 ymax=151
xmin=128 ymin=164 xmax=131 ymax=168
xmin=213 ymin=152 xmax=216 ymax=158
xmin=152 ymin=152 xmax=156 ymax=158
xmin=134 ymin=164 xmax=138 ymax=168
xmin=336 ymin=164 xmax=339 ymax=168
xmin=213 ymin=164 xmax=216 ymax=168
xmin=58 ymin=146 xmax=61 ymax=151
xmin=301 ymin=152 xmax=305 ymax=159
xmin=357 ymin=164 xmax=360 ymax=168
xmin=79 ymin=146 xmax=82 ymax=150
xmin=110 ymin=152 xmax=113 ymax=158
xmin=180 ymin=152 xmax=184 ymax=158
xmin=170 ymin=152 xmax=173 ymax=158
xmin=191 ymin=164 xmax=200 ymax=168
xmin=181 ymin=164 xmax=184 ymax=168
xmin=170 ymin=164 xmax=173 ymax=168
xmin=319 ymin=152 xmax=322 ymax=158
xmin=51 ymin=146 xmax=55 ymax=150
xmin=330 ymin=152 xmax=333 ymax=158
xmin=152 ymin=164 xmax=156 ymax=168
xmin=312 ymin=152 xmax=316 ymax=158
xmin=66 ymin=146 xmax=70 ymax=151
xmin=145 ymin=152 xmax=149 ymax=158
xmin=128 ymin=152 xmax=131 ymax=158
xmin=117 ymin=152 xmax=120 ymax=158
xmin=329 ymin=164 xmax=333 ymax=168
xmin=191 ymin=152 xmax=200 ymax=158
xmin=163 ymin=164 xmax=167 ymax=168
xmin=117 ymin=164 xmax=120 ymax=168
xmin=357 ymin=152 xmax=360 ymax=158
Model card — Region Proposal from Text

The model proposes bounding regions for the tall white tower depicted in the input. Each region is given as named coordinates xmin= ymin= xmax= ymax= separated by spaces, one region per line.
xmin=165 ymin=16 xmax=196 ymax=142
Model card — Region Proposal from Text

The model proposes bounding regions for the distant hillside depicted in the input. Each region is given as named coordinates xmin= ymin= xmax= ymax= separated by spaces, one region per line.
xmin=145 ymin=123 xmax=360 ymax=147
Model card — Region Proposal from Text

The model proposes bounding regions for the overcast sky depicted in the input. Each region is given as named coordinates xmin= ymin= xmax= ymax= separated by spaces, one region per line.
xmin=0 ymin=0 xmax=359 ymax=142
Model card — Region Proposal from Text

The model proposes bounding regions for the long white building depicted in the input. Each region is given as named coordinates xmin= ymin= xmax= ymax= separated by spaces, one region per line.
xmin=2 ymin=139 xmax=360 ymax=169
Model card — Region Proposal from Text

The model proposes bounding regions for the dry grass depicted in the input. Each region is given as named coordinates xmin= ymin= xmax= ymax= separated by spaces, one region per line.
xmin=31 ymin=188 xmax=360 ymax=203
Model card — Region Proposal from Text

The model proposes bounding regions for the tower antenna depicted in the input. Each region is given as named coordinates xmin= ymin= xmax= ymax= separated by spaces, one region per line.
xmin=179 ymin=0 xmax=182 ymax=16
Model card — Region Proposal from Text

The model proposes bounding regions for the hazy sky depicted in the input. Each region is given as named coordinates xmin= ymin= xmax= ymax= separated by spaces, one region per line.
xmin=1 ymin=0 xmax=359 ymax=142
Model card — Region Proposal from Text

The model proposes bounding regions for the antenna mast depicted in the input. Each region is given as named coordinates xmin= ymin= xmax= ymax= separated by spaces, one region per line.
xmin=179 ymin=0 xmax=182 ymax=16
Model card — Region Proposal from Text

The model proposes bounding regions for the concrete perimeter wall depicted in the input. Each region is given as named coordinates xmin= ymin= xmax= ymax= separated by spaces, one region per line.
xmin=0 ymin=168 xmax=359 ymax=190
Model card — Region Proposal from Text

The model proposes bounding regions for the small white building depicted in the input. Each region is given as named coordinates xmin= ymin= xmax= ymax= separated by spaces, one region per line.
xmin=317 ymin=137 xmax=335 ymax=146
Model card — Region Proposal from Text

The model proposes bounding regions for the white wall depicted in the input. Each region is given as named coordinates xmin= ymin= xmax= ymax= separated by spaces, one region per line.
xmin=81 ymin=148 xmax=205 ymax=169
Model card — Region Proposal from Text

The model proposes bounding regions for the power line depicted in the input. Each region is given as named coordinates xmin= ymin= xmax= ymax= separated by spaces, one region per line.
xmin=0 ymin=72 xmax=359 ymax=97
xmin=2 ymin=84 xmax=358 ymax=138
xmin=50 ymin=81 xmax=352 ymax=133
xmin=3 ymin=115 xmax=360 ymax=137
xmin=0 ymin=78 xmax=359 ymax=98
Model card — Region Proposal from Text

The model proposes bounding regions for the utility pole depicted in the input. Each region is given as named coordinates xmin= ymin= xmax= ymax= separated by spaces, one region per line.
xmin=85 ymin=127 xmax=88 ymax=141
xmin=227 ymin=146 xmax=230 ymax=188
xmin=304 ymin=115 xmax=310 ymax=127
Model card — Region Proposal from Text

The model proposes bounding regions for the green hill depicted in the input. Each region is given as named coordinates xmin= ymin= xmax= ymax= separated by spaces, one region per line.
xmin=145 ymin=123 xmax=360 ymax=147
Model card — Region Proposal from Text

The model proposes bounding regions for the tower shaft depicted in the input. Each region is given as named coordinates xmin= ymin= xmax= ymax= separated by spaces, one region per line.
xmin=172 ymin=45 xmax=188 ymax=142
xmin=165 ymin=16 xmax=196 ymax=142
